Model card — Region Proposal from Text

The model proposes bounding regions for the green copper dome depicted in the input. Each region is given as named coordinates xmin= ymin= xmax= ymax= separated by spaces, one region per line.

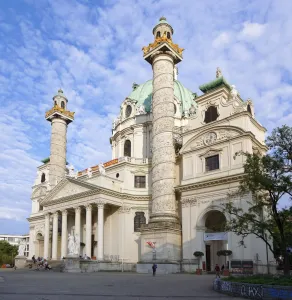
xmin=127 ymin=80 xmax=197 ymax=115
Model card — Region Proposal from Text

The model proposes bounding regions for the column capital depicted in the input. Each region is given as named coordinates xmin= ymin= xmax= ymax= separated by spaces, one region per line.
xmin=61 ymin=209 xmax=68 ymax=216
xmin=96 ymin=200 xmax=106 ymax=209
xmin=86 ymin=204 xmax=92 ymax=212
xmin=74 ymin=206 xmax=82 ymax=213
xmin=44 ymin=213 xmax=50 ymax=219
xmin=52 ymin=211 xmax=59 ymax=218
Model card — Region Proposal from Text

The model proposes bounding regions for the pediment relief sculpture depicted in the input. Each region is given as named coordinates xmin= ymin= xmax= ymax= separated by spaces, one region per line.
xmin=186 ymin=128 xmax=242 ymax=152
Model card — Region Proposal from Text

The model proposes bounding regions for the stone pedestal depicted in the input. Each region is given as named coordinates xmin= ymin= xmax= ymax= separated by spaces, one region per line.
xmin=62 ymin=257 xmax=81 ymax=273
xmin=14 ymin=256 xmax=27 ymax=269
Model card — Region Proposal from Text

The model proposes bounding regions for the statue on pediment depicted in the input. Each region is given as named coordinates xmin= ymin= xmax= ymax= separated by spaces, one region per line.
xmin=99 ymin=163 xmax=106 ymax=176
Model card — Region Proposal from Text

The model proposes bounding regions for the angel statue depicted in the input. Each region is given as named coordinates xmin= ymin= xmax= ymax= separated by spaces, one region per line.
xmin=99 ymin=163 xmax=106 ymax=176
xmin=87 ymin=167 xmax=93 ymax=178
xmin=68 ymin=233 xmax=75 ymax=256
xmin=74 ymin=234 xmax=80 ymax=255
xmin=18 ymin=240 xmax=26 ymax=256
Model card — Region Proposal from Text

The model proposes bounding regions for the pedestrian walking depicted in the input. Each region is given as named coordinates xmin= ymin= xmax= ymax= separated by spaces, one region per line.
xmin=215 ymin=264 xmax=220 ymax=278
xmin=152 ymin=263 xmax=157 ymax=276
xmin=221 ymin=264 xmax=224 ymax=275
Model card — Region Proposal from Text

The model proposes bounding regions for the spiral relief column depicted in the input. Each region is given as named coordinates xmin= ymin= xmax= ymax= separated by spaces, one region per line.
xmin=138 ymin=17 xmax=184 ymax=271
xmin=151 ymin=52 xmax=177 ymax=222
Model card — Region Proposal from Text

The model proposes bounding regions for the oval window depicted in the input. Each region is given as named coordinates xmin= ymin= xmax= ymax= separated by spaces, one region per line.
xmin=125 ymin=105 xmax=132 ymax=118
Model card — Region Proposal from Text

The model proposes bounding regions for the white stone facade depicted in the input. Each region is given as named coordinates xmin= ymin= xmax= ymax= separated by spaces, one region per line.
xmin=27 ymin=18 xmax=272 ymax=272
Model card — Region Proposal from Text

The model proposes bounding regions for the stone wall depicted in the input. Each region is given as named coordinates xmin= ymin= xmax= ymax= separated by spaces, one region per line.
xmin=79 ymin=261 xmax=136 ymax=273
xmin=213 ymin=279 xmax=292 ymax=299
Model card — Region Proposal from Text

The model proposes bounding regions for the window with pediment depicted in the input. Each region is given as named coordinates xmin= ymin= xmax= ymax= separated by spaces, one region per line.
xmin=124 ymin=140 xmax=131 ymax=157
xmin=205 ymin=154 xmax=219 ymax=171
xmin=134 ymin=212 xmax=146 ymax=232
xmin=125 ymin=105 xmax=132 ymax=118
xmin=204 ymin=106 xmax=218 ymax=123
xmin=41 ymin=173 xmax=46 ymax=183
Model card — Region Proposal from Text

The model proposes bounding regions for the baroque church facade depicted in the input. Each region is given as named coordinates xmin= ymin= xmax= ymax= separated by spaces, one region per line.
xmin=28 ymin=17 xmax=270 ymax=273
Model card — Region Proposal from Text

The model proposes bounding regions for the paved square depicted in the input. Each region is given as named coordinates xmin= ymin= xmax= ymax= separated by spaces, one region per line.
xmin=0 ymin=270 xmax=237 ymax=300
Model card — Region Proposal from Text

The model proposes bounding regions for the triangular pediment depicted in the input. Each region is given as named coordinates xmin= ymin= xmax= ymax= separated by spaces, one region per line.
xmin=40 ymin=177 xmax=99 ymax=205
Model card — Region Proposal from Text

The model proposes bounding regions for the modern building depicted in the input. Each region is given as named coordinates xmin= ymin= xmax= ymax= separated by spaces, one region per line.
xmin=0 ymin=234 xmax=29 ymax=257
xmin=27 ymin=17 xmax=271 ymax=273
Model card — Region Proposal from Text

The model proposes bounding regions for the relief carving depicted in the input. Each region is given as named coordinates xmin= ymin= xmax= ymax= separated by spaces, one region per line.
xmin=153 ymin=118 xmax=173 ymax=136
xmin=152 ymin=163 xmax=175 ymax=183
xmin=152 ymin=147 xmax=175 ymax=167
xmin=152 ymin=179 xmax=175 ymax=199
xmin=152 ymin=195 xmax=176 ymax=213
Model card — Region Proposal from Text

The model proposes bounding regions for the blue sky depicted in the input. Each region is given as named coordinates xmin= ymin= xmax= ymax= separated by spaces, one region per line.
xmin=0 ymin=0 xmax=291 ymax=234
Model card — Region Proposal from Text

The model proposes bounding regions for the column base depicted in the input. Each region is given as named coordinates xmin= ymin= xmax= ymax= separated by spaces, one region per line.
xmin=14 ymin=256 xmax=27 ymax=269
xmin=139 ymin=220 xmax=182 ymax=264
xmin=62 ymin=257 xmax=81 ymax=273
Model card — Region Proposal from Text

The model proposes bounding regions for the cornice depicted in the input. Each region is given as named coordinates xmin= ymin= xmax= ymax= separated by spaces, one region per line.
xmin=182 ymin=111 xmax=265 ymax=137
xmin=176 ymin=174 xmax=244 ymax=192
xmin=40 ymin=178 xmax=151 ymax=207
xmin=27 ymin=214 xmax=45 ymax=222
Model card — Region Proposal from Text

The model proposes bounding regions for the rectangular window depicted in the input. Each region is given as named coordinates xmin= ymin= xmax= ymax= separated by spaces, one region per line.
xmin=134 ymin=176 xmax=146 ymax=188
xmin=205 ymin=154 xmax=219 ymax=171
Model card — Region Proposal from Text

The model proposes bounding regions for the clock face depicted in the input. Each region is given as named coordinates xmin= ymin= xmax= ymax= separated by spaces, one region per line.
xmin=204 ymin=132 xmax=217 ymax=145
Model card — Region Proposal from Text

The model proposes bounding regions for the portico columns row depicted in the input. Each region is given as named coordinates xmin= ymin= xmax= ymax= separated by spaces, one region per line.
xmin=43 ymin=202 xmax=105 ymax=260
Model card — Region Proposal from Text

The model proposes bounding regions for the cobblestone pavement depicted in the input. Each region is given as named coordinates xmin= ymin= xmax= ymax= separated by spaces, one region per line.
xmin=0 ymin=270 xmax=238 ymax=300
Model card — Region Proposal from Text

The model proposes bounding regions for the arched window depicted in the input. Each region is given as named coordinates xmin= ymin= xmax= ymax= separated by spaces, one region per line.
xmin=167 ymin=32 xmax=171 ymax=39
xmin=247 ymin=104 xmax=252 ymax=115
xmin=41 ymin=173 xmax=46 ymax=183
xmin=134 ymin=212 xmax=146 ymax=232
xmin=54 ymin=101 xmax=57 ymax=106
xmin=124 ymin=140 xmax=131 ymax=157
xmin=204 ymin=106 xmax=219 ymax=123
xmin=61 ymin=101 xmax=65 ymax=109
xmin=156 ymin=31 xmax=161 ymax=38
xmin=125 ymin=105 xmax=132 ymax=118
xmin=174 ymin=104 xmax=177 ymax=115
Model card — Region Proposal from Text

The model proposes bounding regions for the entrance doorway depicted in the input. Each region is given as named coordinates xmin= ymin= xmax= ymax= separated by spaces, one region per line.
xmin=203 ymin=210 xmax=227 ymax=271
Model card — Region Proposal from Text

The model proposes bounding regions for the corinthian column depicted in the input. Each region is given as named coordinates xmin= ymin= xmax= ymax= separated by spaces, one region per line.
xmin=85 ymin=204 xmax=92 ymax=257
xmin=61 ymin=209 xmax=68 ymax=258
xmin=52 ymin=211 xmax=59 ymax=260
xmin=44 ymin=213 xmax=50 ymax=259
xmin=74 ymin=206 xmax=81 ymax=239
xmin=151 ymin=52 xmax=177 ymax=222
xmin=97 ymin=202 xmax=104 ymax=261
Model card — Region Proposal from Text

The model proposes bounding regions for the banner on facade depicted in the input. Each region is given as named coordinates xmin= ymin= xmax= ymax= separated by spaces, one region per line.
xmin=204 ymin=232 xmax=228 ymax=241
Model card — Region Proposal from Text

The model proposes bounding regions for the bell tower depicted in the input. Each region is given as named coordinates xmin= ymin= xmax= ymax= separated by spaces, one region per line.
xmin=138 ymin=17 xmax=184 ymax=272
xmin=45 ymin=89 xmax=74 ymax=189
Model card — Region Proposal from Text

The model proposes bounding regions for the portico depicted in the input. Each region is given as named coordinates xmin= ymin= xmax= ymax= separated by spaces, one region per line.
xmin=42 ymin=201 xmax=106 ymax=260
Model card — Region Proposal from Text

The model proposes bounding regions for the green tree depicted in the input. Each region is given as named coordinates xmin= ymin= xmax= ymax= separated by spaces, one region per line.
xmin=224 ymin=125 xmax=292 ymax=276
xmin=0 ymin=240 xmax=18 ymax=265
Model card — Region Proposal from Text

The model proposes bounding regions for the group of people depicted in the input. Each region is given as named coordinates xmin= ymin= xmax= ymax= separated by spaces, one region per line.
xmin=31 ymin=255 xmax=51 ymax=270
xmin=215 ymin=264 xmax=225 ymax=278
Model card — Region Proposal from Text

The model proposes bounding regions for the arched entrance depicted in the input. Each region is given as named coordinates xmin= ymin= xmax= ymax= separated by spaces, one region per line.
xmin=35 ymin=233 xmax=44 ymax=257
xmin=200 ymin=210 xmax=228 ymax=272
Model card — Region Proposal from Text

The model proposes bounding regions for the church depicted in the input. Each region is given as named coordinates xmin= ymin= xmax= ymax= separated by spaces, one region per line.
xmin=27 ymin=17 xmax=270 ymax=273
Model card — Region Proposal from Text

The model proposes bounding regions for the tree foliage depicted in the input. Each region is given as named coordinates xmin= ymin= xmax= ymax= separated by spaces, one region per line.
xmin=0 ymin=240 xmax=18 ymax=266
xmin=223 ymin=125 xmax=292 ymax=275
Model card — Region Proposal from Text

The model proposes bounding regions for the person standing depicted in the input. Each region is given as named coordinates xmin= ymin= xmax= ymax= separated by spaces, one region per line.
xmin=215 ymin=264 xmax=220 ymax=278
xmin=152 ymin=263 xmax=157 ymax=276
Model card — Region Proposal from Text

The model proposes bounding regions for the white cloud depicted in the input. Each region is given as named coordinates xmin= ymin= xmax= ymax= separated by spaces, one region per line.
xmin=240 ymin=22 xmax=266 ymax=40
xmin=0 ymin=207 xmax=29 ymax=221
xmin=212 ymin=32 xmax=231 ymax=48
